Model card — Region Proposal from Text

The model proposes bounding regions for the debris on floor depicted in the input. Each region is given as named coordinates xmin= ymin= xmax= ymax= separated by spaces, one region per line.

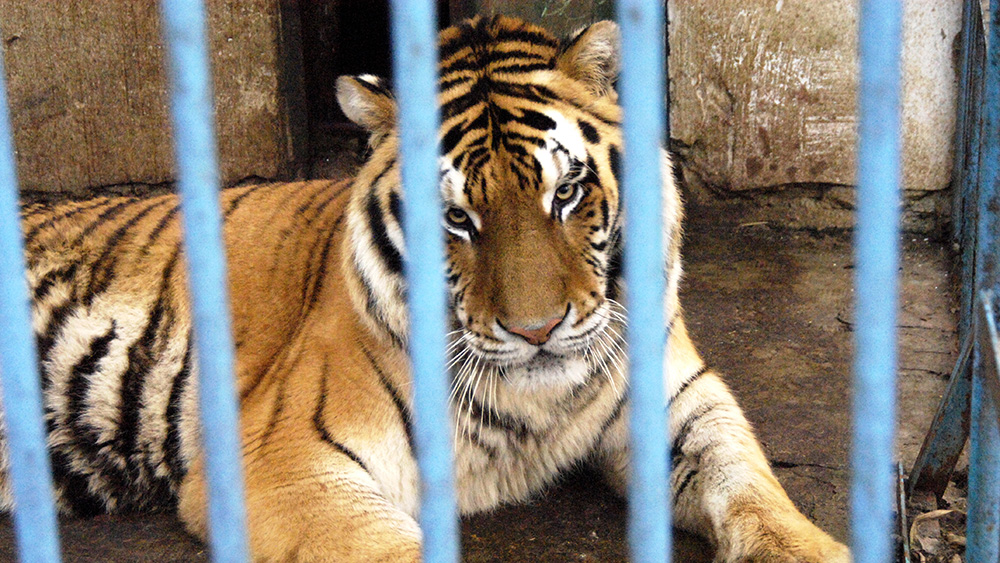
xmin=907 ymin=467 xmax=968 ymax=563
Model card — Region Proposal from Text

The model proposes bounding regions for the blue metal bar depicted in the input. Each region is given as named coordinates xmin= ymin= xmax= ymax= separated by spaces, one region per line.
xmin=616 ymin=1 xmax=670 ymax=562
xmin=976 ymin=293 xmax=1000 ymax=428
xmin=159 ymin=1 xmax=249 ymax=561
xmin=0 ymin=26 xmax=63 ymax=563
xmin=851 ymin=1 xmax=902 ymax=562
xmin=970 ymin=293 xmax=1000 ymax=560
xmin=968 ymin=0 xmax=1000 ymax=556
xmin=907 ymin=334 xmax=972 ymax=497
xmin=958 ymin=0 xmax=987 ymax=346
xmin=388 ymin=2 xmax=459 ymax=562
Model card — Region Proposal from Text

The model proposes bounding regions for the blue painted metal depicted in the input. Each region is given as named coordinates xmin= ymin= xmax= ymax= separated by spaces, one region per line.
xmin=388 ymin=2 xmax=459 ymax=562
xmin=907 ymin=335 xmax=972 ymax=497
xmin=0 ymin=27 xmax=63 ymax=563
xmin=970 ymin=293 xmax=1000 ymax=560
xmin=851 ymin=1 xmax=902 ymax=562
xmin=159 ymin=1 xmax=249 ymax=561
xmin=958 ymin=0 xmax=987 ymax=347
xmin=976 ymin=294 xmax=1000 ymax=427
xmin=967 ymin=0 xmax=1000 ymax=555
xmin=616 ymin=1 xmax=670 ymax=562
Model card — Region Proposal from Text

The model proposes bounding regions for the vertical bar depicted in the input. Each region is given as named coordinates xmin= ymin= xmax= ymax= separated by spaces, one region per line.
xmin=159 ymin=1 xmax=249 ymax=561
xmin=0 ymin=28 xmax=63 ymax=563
xmin=388 ymin=2 xmax=459 ymax=562
xmin=959 ymin=0 xmax=987 ymax=345
xmin=906 ymin=334 xmax=972 ymax=497
xmin=970 ymin=294 xmax=1000 ymax=560
xmin=616 ymin=1 xmax=670 ymax=562
xmin=850 ymin=1 xmax=902 ymax=562
xmin=968 ymin=0 xmax=1000 ymax=557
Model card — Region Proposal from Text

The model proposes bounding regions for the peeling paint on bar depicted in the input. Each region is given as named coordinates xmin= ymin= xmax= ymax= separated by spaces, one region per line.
xmin=967 ymin=0 xmax=1000 ymax=557
xmin=159 ymin=0 xmax=250 ymax=561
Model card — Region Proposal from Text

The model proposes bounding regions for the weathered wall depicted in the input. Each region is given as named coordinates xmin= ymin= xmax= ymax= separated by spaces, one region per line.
xmin=0 ymin=0 xmax=306 ymax=194
xmin=670 ymin=0 xmax=961 ymax=232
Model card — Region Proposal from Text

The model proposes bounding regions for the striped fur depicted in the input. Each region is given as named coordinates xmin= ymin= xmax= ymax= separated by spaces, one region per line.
xmin=0 ymin=16 xmax=849 ymax=562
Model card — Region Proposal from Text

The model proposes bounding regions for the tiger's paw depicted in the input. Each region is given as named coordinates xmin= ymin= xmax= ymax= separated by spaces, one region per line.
xmin=716 ymin=505 xmax=851 ymax=563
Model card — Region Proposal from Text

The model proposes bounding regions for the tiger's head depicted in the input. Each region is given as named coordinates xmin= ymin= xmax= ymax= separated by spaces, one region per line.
xmin=338 ymin=16 xmax=679 ymax=390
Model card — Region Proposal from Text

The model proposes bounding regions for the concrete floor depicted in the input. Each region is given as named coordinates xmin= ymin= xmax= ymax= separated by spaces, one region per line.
xmin=0 ymin=194 xmax=957 ymax=562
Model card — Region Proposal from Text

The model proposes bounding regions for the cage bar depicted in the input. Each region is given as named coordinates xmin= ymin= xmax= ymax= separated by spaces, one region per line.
xmin=967 ymin=0 xmax=1000 ymax=558
xmin=0 ymin=24 xmax=63 ymax=563
xmin=851 ymin=1 xmax=902 ymax=562
xmin=159 ymin=0 xmax=250 ymax=561
xmin=388 ymin=2 xmax=460 ymax=562
xmin=615 ymin=1 xmax=671 ymax=562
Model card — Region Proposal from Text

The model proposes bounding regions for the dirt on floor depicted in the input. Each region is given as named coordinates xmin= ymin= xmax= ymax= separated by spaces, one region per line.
xmin=0 ymin=178 xmax=958 ymax=561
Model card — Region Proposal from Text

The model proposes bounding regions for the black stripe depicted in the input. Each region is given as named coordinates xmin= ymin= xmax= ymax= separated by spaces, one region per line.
xmin=674 ymin=467 xmax=698 ymax=499
xmin=672 ymin=365 xmax=709 ymax=402
xmin=225 ymin=183 xmax=270 ymax=217
xmin=578 ymin=119 xmax=601 ymax=144
xmin=355 ymin=253 xmax=405 ymax=348
xmin=163 ymin=338 xmax=193 ymax=484
xmin=365 ymin=190 xmax=403 ymax=274
xmin=608 ymin=145 xmax=621 ymax=182
xmin=442 ymin=121 xmax=467 ymax=155
xmin=492 ymin=62 xmax=553 ymax=74
xmin=50 ymin=450 xmax=107 ymax=516
xmin=85 ymin=199 xmax=168 ymax=304
xmin=597 ymin=393 xmax=629 ymax=438
xmin=484 ymin=49 xmax=550 ymax=66
xmin=140 ymin=204 xmax=179 ymax=255
xmin=670 ymin=402 xmax=718 ymax=461
xmin=353 ymin=76 xmax=392 ymax=98
xmin=69 ymin=199 xmax=139 ymax=247
xmin=33 ymin=264 xmax=77 ymax=302
xmin=466 ymin=395 xmax=533 ymax=441
xmin=314 ymin=364 xmax=371 ymax=474
xmin=388 ymin=190 xmax=403 ymax=229
xmin=66 ymin=323 xmax=119 ymax=451
xmin=37 ymin=304 xmax=75 ymax=384
xmin=361 ymin=346 xmax=414 ymax=452
xmin=24 ymin=198 xmax=111 ymax=243
xmin=494 ymin=27 xmax=558 ymax=49
xmin=115 ymin=274 xmax=175 ymax=477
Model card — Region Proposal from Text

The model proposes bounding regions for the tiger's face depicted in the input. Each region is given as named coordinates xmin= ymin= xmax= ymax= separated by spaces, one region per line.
xmin=338 ymin=16 xmax=628 ymax=389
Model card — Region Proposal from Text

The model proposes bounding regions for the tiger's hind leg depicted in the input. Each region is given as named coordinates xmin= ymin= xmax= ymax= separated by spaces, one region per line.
xmin=178 ymin=451 xmax=421 ymax=563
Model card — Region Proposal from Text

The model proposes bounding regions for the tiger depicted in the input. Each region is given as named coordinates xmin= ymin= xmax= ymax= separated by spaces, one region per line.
xmin=0 ymin=15 xmax=850 ymax=562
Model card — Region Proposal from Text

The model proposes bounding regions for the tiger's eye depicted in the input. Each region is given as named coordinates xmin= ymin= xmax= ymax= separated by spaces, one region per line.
xmin=447 ymin=207 xmax=469 ymax=226
xmin=554 ymin=183 xmax=577 ymax=201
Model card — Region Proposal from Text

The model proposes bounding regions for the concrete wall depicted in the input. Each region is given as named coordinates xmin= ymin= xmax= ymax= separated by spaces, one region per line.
xmin=0 ymin=0 xmax=307 ymax=194
xmin=670 ymin=0 xmax=961 ymax=232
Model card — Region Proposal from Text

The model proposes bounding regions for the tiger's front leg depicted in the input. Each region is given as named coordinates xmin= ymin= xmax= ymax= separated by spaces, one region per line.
xmin=175 ymin=358 xmax=422 ymax=563
xmin=177 ymin=448 xmax=421 ymax=563
xmin=598 ymin=317 xmax=850 ymax=562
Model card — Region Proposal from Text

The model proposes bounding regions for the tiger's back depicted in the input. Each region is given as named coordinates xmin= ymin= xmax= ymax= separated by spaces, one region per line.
xmin=1 ymin=179 xmax=354 ymax=515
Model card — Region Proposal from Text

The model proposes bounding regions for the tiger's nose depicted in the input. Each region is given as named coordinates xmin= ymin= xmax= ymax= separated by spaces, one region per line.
xmin=505 ymin=314 xmax=565 ymax=346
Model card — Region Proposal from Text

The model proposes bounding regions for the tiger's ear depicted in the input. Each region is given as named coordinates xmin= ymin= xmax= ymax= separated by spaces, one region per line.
xmin=336 ymin=75 xmax=396 ymax=141
xmin=556 ymin=20 xmax=621 ymax=97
